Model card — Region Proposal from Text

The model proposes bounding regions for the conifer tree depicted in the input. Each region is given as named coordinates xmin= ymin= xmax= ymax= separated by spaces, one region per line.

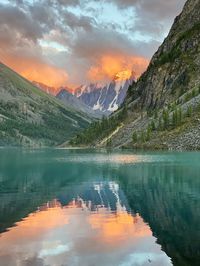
xmin=132 ymin=132 xmax=138 ymax=143
xmin=151 ymin=121 xmax=156 ymax=131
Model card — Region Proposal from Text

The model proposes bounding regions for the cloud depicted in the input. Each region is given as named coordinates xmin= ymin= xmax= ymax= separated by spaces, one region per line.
xmin=0 ymin=2 xmax=70 ymax=87
xmin=0 ymin=0 xmax=187 ymax=90
xmin=110 ymin=0 xmax=186 ymax=36
xmin=69 ymin=27 xmax=149 ymax=82
xmin=87 ymin=54 xmax=148 ymax=82
xmin=0 ymin=4 xmax=44 ymax=42
xmin=0 ymin=51 xmax=69 ymax=88
xmin=53 ymin=0 xmax=80 ymax=6
xmin=61 ymin=10 xmax=96 ymax=32
xmin=110 ymin=0 xmax=185 ymax=19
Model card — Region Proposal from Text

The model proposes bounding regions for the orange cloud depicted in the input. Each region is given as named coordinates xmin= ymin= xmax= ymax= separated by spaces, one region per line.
xmin=1 ymin=52 xmax=149 ymax=93
xmin=88 ymin=210 xmax=151 ymax=247
xmin=87 ymin=54 xmax=149 ymax=82
xmin=1 ymin=55 xmax=69 ymax=90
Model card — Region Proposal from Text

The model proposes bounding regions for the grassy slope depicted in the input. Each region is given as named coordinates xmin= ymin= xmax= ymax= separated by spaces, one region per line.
xmin=0 ymin=62 xmax=92 ymax=147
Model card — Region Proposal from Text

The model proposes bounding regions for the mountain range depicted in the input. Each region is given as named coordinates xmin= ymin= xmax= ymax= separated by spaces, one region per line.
xmin=73 ymin=70 xmax=135 ymax=113
xmin=70 ymin=0 xmax=200 ymax=150
xmin=0 ymin=0 xmax=199 ymax=150
xmin=33 ymin=70 xmax=135 ymax=115
xmin=0 ymin=63 xmax=135 ymax=147
xmin=56 ymin=88 xmax=103 ymax=118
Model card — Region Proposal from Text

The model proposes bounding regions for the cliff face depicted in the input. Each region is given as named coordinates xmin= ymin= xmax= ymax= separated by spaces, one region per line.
xmin=68 ymin=0 xmax=200 ymax=150
xmin=74 ymin=71 xmax=135 ymax=114
xmin=128 ymin=0 xmax=200 ymax=110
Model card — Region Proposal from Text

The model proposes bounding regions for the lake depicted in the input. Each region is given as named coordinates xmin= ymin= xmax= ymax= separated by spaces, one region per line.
xmin=0 ymin=148 xmax=199 ymax=266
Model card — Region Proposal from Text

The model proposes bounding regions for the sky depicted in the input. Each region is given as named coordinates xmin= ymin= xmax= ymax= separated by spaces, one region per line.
xmin=0 ymin=0 xmax=186 ymax=90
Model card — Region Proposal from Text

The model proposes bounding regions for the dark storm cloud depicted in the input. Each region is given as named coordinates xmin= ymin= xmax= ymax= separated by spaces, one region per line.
xmin=0 ymin=2 xmax=54 ymax=67
xmin=28 ymin=3 xmax=56 ymax=29
xmin=61 ymin=10 xmax=96 ymax=32
xmin=72 ymin=27 xmax=137 ymax=59
xmin=0 ymin=4 xmax=43 ymax=42
xmin=49 ymin=0 xmax=80 ymax=6
xmin=0 ymin=0 xmax=187 ymax=87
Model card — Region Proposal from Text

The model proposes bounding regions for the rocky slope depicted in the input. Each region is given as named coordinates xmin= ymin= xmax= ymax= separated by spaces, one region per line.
xmin=129 ymin=0 xmax=200 ymax=110
xmin=74 ymin=70 xmax=135 ymax=113
xmin=0 ymin=62 xmax=92 ymax=147
xmin=69 ymin=0 xmax=200 ymax=150
xmin=56 ymin=88 xmax=103 ymax=118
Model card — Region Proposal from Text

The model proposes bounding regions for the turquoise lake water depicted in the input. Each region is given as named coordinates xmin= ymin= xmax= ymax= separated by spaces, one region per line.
xmin=0 ymin=148 xmax=199 ymax=266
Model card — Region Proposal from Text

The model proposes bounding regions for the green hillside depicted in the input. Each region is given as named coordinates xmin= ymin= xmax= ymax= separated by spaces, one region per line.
xmin=0 ymin=62 xmax=92 ymax=147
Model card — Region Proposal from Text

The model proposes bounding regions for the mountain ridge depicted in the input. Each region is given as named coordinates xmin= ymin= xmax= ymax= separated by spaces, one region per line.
xmin=74 ymin=70 xmax=136 ymax=113
xmin=69 ymin=0 xmax=200 ymax=150
xmin=56 ymin=88 xmax=104 ymax=118
xmin=0 ymin=62 xmax=92 ymax=147
xmin=33 ymin=69 xmax=136 ymax=115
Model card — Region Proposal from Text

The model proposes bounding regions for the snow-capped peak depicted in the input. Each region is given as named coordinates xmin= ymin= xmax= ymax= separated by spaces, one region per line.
xmin=74 ymin=70 xmax=135 ymax=113
xmin=113 ymin=70 xmax=134 ymax=81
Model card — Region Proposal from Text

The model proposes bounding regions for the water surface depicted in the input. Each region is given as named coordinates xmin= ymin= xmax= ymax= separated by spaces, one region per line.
xmin=0 ymin=149 xmax=199 ymax=266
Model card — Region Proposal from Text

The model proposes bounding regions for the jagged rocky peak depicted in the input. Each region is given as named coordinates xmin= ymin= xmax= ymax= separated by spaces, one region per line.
xmin=56 ymin=88 xmax=104 ymax=118
xmin=57 ymin=88 xmax=72 ymax=97
xmin=33 ymin=81 xmax=72 ymax=96
xmin=74 ymin=70 xmax=136 ymax=113
xmin=113 ymin=69 xmax=135 ymax=81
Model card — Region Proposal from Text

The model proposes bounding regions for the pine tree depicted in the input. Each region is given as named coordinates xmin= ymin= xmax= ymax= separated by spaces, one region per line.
xmin=178 ymin=108 xmax=182 ymax=125
xmin=154 ymin=110 xmax=158 ymax=119
xmin=121 ymin=104 xmax=128 ymax=119
xmin=162 ymin=109 xmax=169 ymax=129
xmin=186 ymin=106 xmax=192 ymax=117
xmin=192 ymin=88 xmax=196 ymax=98
xmin=146 ymin=127 xmax=151 ymax=141
xmin=140 ymin=131 xmax=145 ymax=143
xmin=158 ymin=117 xmax=163 ymax=131
xmin=132 ymin=132 xmax=138 ymax=143
xmin=151 ymin=121 xmax=156 ymax=131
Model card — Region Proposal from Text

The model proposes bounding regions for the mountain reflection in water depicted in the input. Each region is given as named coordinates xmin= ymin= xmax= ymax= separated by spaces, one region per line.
xmin=0 ymin=149 xmax=199 ymax=266
xmin=0 ymin=184 xmax=171 ymax=266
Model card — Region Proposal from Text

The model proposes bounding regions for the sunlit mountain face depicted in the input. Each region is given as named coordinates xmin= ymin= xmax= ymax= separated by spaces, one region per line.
xmin=114 ymin=70 xmax=135 ymax=81
xmin=30 ymin=68 xmax=131 ymax=96
xmin=73 ymin=70 xmax=136 ymax=113
xmin=33 ymin=69 xmax=135 ymax=95
xmin=32 ymin=69 xmax=136 ymax=113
